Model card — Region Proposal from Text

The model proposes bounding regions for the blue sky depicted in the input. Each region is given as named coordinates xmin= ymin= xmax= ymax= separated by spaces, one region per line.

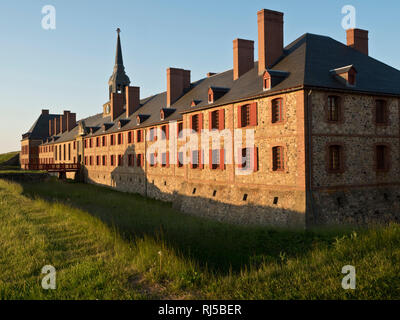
xmin=1 ymin=0 xmax=399 ymax=153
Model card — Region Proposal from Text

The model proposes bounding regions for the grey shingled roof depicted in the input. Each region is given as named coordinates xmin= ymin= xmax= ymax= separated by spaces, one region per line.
xmin=22 ymin=113 xmax=59 ymax=141
xmin=36 ymin=32 xmax=400 ymax=145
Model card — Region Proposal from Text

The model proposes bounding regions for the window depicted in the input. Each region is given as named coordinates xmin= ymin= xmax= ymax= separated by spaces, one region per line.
xmin=375 ymin=100 xmax=388 ymax=124
xmin=210 ymin=110 xmax=224 ymax=130
xmin=178 ymin=152 xmax=184 ymax=167
xmin=348 ymin=72 xmax=356 ymax=86
xmin=376 ymin=145 xmax=389 ymax=171
xmin=118 ymin=133 xmax=123 ymax=145
xmin=161 ymin=152 xmax=169 ymax=167
xmin=161 ymin=125 xmax=168 ymax=140
xmin=209 ymin=149 xmax=225 ymax=170
xmin=102 ymin=136 xmax=106 ymax=147
xmin=68 ymin=144 xmax=71 ymax=161
xmin=271 ymin=98 xmax=283 ymax=123
xmin=137 ymin=154 xmax=143 ymax=167
xmin=110 ymin=155 xmax=115 ymax=166
xmin=89 ymin=156 xmax=93 ymax=166
xmin=102 ymin=155 xmax=107 ymax=166
xmin=89 ymin=138 xmax=93 ymax=148
xmin=73 ymin=141 xmax=76 ymax=150
xmin=96 ymin=137 xmax=100 ymax=147
xmin=272 ymin=146 xmax=284 ymax=171
xmin=238 ymin=148 xmax=258 ymax=171
xmin=118 ymin=155 xmax=123 ymax=166
xmin=328 ymin=96 xmax=340 ymax=122
xmin=84 ymin=156 xmax=87 ymax=166
xmin=191 ymin=150 xmax=199 ymax=169
xmin=177 ymin=122 xmax=183 ymax=137
xmin=191 ymin=114 xmax=199 ymax=133
xmin=110 ymin=135 xmax=115 ymax=146
xmin=149 ymin=128 xmax=157 ymax=141
xmin=96 ymin=156 xmax=100 ymax=166
xmin=238 ymin=103 xmax=257 ymax=128
xmin=137 ymin=129 xmax=143 ymax=143
xmin=128 ymin=131 xmax=132 ymax=144
xmin=328 ymin=145 xmax=342 ymax=172
xmin=241 ymin=105 xmax=250 ymax=127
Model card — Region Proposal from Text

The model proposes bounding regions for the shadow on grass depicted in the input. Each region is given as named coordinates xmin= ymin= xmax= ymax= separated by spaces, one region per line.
xmin=19 ymin=178 xmax=352 ymax=275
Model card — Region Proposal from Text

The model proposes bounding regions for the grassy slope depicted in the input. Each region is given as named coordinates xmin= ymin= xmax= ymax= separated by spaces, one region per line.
xmin=1 ymin=178 xmax=399 ymax=299
xmin=0 ymin=152 xmax=19 ymax=164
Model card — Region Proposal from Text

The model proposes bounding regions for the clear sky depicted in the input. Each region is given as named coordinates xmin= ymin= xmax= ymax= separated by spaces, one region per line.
xmin=1 ymin=0 xmax=399 ymax=153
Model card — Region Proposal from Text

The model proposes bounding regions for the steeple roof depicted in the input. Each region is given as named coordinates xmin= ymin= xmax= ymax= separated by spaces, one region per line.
xmin=108 ymin=28 xmax=130 ymax=96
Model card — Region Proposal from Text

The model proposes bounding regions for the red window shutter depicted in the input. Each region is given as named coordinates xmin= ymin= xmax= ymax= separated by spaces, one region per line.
xmin=166 ymin=125 xmax=169 ymax=140
xmin=219 ymin=109 xmax=225 ymax=130
xmin=220 ymin=149 xmax=225 ymax=170
xmin=209 ymin=149 xmax=213 ymax=169
xmin=250 ymin=102 xmax=257 ymax=126
xmin=253 ymin=147 xmax=258 ymax=172
xmin=237 ymin=106 xmax=242 ymax=128
xmin=237 ymin=148 xmax=243 ymax=168
xmin=166 ymin=152 xmax=170 ymax=168
xmin=209 ymin=111 xmax=212 ymax=130
xmin=199 ymin=114 xmax=203 ymax=132
xmin=154 ymin=128 xmax=157 ymax=141
xmin=190 ymin=115 xmax=193 ymax=131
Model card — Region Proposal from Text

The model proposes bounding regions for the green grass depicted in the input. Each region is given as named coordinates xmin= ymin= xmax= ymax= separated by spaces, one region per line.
xmin=1 ymin=178 xmax=399 ymax=299
xmin=0 ymin=151 xmax=18 ymax=164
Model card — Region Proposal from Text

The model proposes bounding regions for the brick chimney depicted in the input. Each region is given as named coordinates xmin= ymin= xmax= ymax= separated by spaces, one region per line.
xmin=49 ymin=119 xmax=54 ymax=136
xmin=126 ymin=86 xmax=140 ymax=117
xmin=233 ymin=39 xmax=254 ymax=80
xmin=257 ymin=9 xmax=284 ymax=74
xmin=346 ymin=28 xmax=368 ymax=55
xmin=42 ymin=109 xmax=49 ymax=115
xmin=66 ymin=112 xmax=76 ymax=131
xmin=60 ymin=113 xmax=67 ymax=133
xmin=54 ymin=117 xmax=61 ymax=135
xmin=167 ymin=68 xmax=191 ymax=107
xmin=110 ymin=92 xmax=124 ymax=121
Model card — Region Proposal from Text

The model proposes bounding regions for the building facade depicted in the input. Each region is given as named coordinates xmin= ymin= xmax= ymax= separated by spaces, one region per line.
xmin=21 ymin=9 xmax=400 ymax=228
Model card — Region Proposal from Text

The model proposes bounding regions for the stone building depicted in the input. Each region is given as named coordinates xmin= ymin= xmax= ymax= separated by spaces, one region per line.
xmin=21 ymin=9 xmax=400 ymax=227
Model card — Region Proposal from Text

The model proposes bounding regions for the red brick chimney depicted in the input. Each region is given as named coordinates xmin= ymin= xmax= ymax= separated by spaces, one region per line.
xmin=233 ymin=39 xmax=254 ymax=80
xmin=167 ymin=68 xmax=191 ymax=107
xmin=110 ymin=92 xmax=124 ymax=121
xmin=66 ymin=112 xmax=76 ymax=131
xmin=257 ymin=9 xmax=284 ymax=74
xmin=126 ymin=86 xmax=140 ymax=117
xmin=60 ymin=112 xmax=68 ymax=133
xmin=54 ymin=117 xmax=61 ymax=135
xmin=346 ymin=28 xmax=368 ymax=55
xmin=49 ymin=119 xmax=54 ymax=136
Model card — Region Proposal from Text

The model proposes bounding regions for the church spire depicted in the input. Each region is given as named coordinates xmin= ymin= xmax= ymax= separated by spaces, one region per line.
xmin=108 ymin=28 xmax=130 ymax=98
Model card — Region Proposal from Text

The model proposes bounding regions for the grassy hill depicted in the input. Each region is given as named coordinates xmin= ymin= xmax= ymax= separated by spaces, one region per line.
xmin=0 ymin=151 xmax=19 ymax=165
xmin=0 ymin=178 xmax=399 ymax=299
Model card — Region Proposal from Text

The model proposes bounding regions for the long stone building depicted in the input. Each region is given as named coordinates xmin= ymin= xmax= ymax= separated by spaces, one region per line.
xmin=21 ymin=9 xmax=400 ymax=227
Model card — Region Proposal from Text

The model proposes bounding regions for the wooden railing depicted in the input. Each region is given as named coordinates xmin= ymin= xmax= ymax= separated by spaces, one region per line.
xmin=25 ymin=163 xmax=81 ymax=172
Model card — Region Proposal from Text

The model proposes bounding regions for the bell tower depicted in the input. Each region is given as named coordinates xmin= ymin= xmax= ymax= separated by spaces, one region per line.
xmin=108 ymin=28 xmax=130 ymax=98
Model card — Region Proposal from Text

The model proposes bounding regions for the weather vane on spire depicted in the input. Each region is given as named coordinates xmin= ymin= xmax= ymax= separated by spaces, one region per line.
xmin=116 ymin=28 xmax=121 ymax=34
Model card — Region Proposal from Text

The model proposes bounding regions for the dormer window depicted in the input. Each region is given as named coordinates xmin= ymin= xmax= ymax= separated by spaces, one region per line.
xmin=191 ymin=100 xmax=200 ymax=107
xmin=208 ymin=87 xmax=229 ymax=104
xmin=330 ymin=65 xmax=357 ymax=87
xmin=263 ymin=72 xmax=271 ymax=91
xmin=208 ymin=88 xmax=214 ymax=104
xmin=160 ymin=110 xmax=165 ymax=121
